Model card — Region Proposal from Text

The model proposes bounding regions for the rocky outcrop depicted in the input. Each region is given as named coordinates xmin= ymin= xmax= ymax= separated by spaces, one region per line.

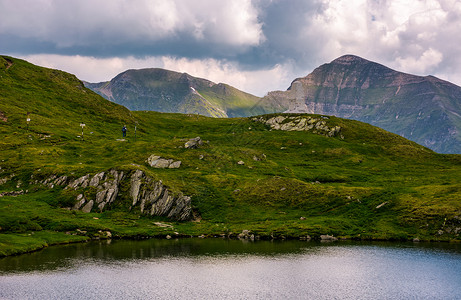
xmin=130 ymin=170 xmax=191 ymax=221
xmin=147 ymin=155 xmax=181 ymax=169
xmin=0 ymin=190 xmax=24 ymax=197
xmin=69 ymin=169 xmax=123 ymax=212
xmin=30 ymin=174 xmax=69 ymax=189
xmin=33 ymin=169 xmax=192 ymax=221
xmin=252 ymin=115 xmax=342 ymax=137
xmin=0 ymin=173 xmax=15 ymax=185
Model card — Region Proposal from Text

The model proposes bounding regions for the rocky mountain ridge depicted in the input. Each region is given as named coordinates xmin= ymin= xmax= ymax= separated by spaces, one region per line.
xmin=263 ymin=55 xmax=461 ymax=154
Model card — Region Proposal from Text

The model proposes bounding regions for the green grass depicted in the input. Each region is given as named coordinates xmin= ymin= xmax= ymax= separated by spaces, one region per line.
xmin=1 ymin=56 xmax=461 ymax=256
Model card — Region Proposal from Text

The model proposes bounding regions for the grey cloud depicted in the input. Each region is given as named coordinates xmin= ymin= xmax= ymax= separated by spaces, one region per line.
xmin=0 ymin=0 xmax=264 ymax=58
xmin=1 ymin=0 xmax=461 ymax=90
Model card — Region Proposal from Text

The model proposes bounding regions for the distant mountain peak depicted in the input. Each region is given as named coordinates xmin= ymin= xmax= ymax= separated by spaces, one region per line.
xmin=331 ymin=54 xmax=370 ymax=65
xmin=84 ymin=67 xmax=271 ymax=118
xmin=263 ymin=54 xmax=461 ymax=154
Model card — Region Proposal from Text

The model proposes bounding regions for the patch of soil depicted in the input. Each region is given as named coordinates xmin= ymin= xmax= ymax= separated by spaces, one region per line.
xmin=2 ymin=57 xmax=13 ymax=70
xmin=0 ymin=111 xmax=7 ymax=122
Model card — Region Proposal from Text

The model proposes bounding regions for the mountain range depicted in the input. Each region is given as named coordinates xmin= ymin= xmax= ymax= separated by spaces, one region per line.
xmin=84 ymin=68 xmax=281 ymax=118
xmin=85 ymin=55 xmax=461 ymax=154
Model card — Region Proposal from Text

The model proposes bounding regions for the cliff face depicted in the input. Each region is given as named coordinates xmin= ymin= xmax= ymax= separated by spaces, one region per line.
xmin=263 ymin=55 xmax=461 ymax=154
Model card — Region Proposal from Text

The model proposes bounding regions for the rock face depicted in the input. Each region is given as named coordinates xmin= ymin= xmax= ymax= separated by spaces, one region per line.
xmin=263 ymin=55 xmax=461 ymax=154
xmin=253 ymin=115 xmax=342 ymax=137
xmin=34 ymin=169 xmax=192 ymax=221
xmin=129 ymin=170 xmax=191 ymax=221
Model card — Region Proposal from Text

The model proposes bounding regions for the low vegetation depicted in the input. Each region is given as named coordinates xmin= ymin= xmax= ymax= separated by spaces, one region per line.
xmin=1 ymin=56 xmax=460 ymax=257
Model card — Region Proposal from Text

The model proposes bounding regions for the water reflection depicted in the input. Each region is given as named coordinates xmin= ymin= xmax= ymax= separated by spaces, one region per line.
xmin=1 ymin=239 xmax=461 ymax=274
xmin=1 ymin=239 xmax=460 ymax=300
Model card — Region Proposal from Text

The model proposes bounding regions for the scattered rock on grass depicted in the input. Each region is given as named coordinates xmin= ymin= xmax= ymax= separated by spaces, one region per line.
xmin=147 ymin=155 xmax=181 ymax=169
xmin=185 ymin=137 xmax=203 ymax=149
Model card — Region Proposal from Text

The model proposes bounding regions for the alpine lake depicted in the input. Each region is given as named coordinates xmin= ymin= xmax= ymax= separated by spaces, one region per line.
xmin=1 ymin=238 xmax=460 ymax=299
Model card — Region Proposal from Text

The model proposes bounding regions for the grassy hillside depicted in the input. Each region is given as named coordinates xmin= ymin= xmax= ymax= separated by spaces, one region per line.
xmin=1 ymin=56 xmax=461 ymax=256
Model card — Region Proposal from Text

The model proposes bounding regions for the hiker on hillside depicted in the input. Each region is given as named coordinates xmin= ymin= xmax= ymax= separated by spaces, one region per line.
xmin=122 ymin=125 xmax=127 ymax=137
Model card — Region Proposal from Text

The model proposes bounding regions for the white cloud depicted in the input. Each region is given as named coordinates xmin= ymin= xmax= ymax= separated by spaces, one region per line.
xmin=295 ymin=0 xmax=461 ymax=85
xmin=309 ymin=0 xmax=369 ymax=57
xmin=161 ymin=56 xmax=292 ymax=96
xmin=395 ymin=48 xmax=443 ymax=74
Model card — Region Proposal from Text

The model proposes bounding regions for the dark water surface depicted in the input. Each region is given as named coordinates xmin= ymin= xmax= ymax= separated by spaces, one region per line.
xmin=1 ymin=239 xmax=460 ymax=299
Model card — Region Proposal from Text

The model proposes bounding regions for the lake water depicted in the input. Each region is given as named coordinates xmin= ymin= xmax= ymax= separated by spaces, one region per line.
xmin=1 ymin=239 xmax=460 ymax=299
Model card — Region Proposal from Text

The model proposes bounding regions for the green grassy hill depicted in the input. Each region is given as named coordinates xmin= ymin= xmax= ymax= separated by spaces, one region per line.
xmin=1 ymin=56 xmax=460 ymax=256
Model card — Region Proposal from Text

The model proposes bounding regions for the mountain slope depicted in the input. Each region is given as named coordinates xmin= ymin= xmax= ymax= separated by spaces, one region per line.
xmin=1 ymin=56 xmax=461 ymax=256
xmin=85 ymin=68 xmax=276 ymax=118
xmin=263 ymin=55 xmax=461 ymax=154
xmin=0 ymin=56 xmax=134 ymax=144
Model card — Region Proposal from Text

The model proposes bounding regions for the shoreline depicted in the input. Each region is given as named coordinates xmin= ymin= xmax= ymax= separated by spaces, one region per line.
xmin=2 ymin=230 xmax=460 ymax=258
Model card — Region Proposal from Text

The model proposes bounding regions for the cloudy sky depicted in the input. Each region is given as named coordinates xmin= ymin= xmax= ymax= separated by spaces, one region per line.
xmin=1 ymin=0 xmax=461 ymax=96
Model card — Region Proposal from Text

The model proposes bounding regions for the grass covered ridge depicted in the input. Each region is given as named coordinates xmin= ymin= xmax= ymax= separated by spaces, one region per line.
xmin=1 ymin=56 xmax=460 ymax=256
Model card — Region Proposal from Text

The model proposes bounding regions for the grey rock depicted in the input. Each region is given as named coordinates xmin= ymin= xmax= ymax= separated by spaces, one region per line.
xmin=320 ymin=234 xmax=338 ymax=241
xmin=55 ymin=175 xmax=68 ymax=186
xmin=73 ymin=194 xmax=86 ymax=210
xmin=238 ymin=230 xmax=254 ymax=240
xmin=147 ymin=154 xmax=181 ymax=169
xmin=96 ymin=190 xmax=107 ymax=204
xmin=376 ymin=202 xmax=388 ymax=209
xmin=154 ymin=158 xmax=173 ymax=168
xmin=105 ymin=188 xmax=118 ymax=204
xmin=130 ymin=169 xmax=143 ymax=206
xmin=169 ymin=161 xmax=182 ymax=168
xmin=185 ymin=137 xmax=203 ymax=149
xmin=89 ymin=172 xmax=105 ymax=187
xmin=81 ymin=200 xmax=94 ymax=213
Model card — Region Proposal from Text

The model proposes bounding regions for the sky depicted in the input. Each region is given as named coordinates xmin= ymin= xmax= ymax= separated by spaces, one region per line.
xmin=1 ymin=0 xmax=461 ymax=96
